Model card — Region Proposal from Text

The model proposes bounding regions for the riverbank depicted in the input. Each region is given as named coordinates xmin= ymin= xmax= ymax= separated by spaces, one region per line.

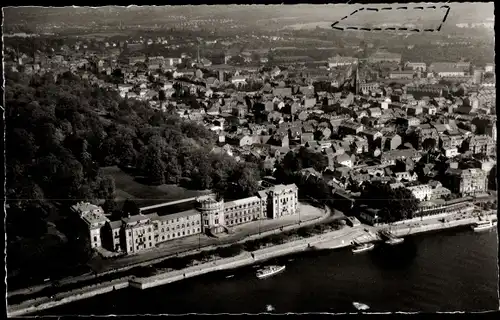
xmin=8 ymin=203 xmax=330 ymax=300
xmin=8 ymin=278 xmax=131 ymax=317
xmin=109 ymin=213 xmax=499 ymax=290
xmin=391 ymin=213 xmax=497 ymax=238
xmin=128 ymin=228 xmax=356 ymax=290
xmin=8 ymin=213 xmax=494 ymax=316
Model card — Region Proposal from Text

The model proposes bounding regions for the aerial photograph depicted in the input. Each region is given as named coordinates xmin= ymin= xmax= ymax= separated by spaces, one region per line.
xmin=4 ymin=3 xmax=498 ymax=316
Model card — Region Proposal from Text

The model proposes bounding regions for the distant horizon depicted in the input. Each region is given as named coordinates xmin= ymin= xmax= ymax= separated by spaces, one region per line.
xmin=4 ymin=3 xmax=495 ymax=26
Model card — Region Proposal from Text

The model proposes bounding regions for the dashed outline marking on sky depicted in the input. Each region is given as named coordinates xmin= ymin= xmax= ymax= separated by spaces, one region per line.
xmin=331 ymin=5 xmax=451 ymax=32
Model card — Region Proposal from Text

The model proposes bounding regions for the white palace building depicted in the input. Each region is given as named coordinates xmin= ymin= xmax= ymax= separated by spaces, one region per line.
xmin=71 ymin=184 xmax=299 ymax=255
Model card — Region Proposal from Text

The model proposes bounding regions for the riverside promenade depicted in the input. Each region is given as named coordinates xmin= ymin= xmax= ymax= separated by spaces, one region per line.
xmin=8 ymin=203 xmax=331 ymax=301
xmin=8 ymin=209 xmax=495 ymax=316
xmin=128 ymin=211 xmax=498 ymax=290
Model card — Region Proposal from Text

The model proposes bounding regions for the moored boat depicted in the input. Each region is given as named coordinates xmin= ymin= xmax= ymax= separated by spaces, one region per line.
xmin=385 ymin=237 xmax=405 ymax=245
xmin=256 ymin=265 xmax=286 ymax=279
xmin=352 ymin=301 xmax=370 ymax=311
xmin=472 ymin=220 xmax=497 ymax=232
xmin=266 ymin=304 xmax=275 ymax=312
xmin=352 ymin=243 xmax=375 ymax=253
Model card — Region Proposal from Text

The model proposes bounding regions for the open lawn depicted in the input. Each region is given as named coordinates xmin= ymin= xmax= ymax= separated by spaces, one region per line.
xmin=101 ymin=166 xmax=211 ymax=207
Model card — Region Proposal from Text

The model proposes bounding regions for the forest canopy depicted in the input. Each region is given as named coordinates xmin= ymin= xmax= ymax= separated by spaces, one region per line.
xmin=5 ymin=69 xmax=262 ymax=279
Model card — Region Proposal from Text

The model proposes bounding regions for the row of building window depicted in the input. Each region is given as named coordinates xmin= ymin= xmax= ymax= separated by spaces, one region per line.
xmin=158 ymin=216 xmax=197 ymax=225
xmin=158 ymin=228 xmax=201 ymax=241
xmin=226 ymin=216 xmax=257 ymax=225
xmin=127 ymin=227 xmax=152 ymax=236
xmin=225 ymin=202 xmax=260 ymax=211
xmin=135 ymin=236 xmax=152 ymax=243
xmin=159 ymin=220 xmax=200 ymax=232
xmin=226 ymin=209 xmax=258 ymax=218
xmin=129 ymin=242 xmax=153 ymax=252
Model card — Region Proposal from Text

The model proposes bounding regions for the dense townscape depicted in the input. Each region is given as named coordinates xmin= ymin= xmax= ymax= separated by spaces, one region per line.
xmin=4 ymin=4 xmax=497 ymax=316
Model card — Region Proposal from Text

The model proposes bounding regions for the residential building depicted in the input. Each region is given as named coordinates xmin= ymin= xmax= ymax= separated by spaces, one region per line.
xmin=485 ymin=63 xmax=495 ymax=73
xmin=71 ymin=202 xmax=109 ymax=249
xmin=389 ymin=70 xmax=414 ymax=80
xmin=405 ymin=62 xmax=427 ymax=72
xmin=446 ymin=168 xmax=487 ymax=196
xmin=429 ymin=62 xmax=468 ymax=77
xmin=328 ymin=55 xmax=358 ymax=68
xmin=122 ymin=215 xmax=157 ymax=254
xmin=407 ymin=184 xmax=433 ymax=201
xmin=339 ymin=121 xmax=364 ymax=136
xmin=462 ymin=135 xmax=495 ymax=155
xmin=405 ymin=85 xmax=444 ymax=99
xmin=380 ymin=148 xmax=421 ymax=166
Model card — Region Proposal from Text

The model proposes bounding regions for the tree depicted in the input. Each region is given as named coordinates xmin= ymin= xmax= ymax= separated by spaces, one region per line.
xmin=227 ymin=165 xmax=260 ymax=199
xmin=159 ymin=89 xmax=166 ymax=102
xmin=359 ymin=181 xmax=419 ymax=223
xmin=298 ymin=147 xmax=328 ymax=172
xmin=488 ymin=165 xmax=497 ymax=190
xmin=102 ymin=198 xmax=118 ymax=214
xmin=143 ymin=147 xmax=166 ymax=185
xmin=95 ymin=175 xmax=116 ymax=200
xmin=282 ymin=151 xmax=302 ymax=173
xmin=228 ymin=55 xmax=245 ymax=65
xmin=122 ymin=199 xmax=140 ymax=216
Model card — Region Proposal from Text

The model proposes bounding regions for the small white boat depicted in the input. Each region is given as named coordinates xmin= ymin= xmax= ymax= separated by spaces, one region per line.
xmin=225 ymin=275 xmax=234 ymax=279
xmin=385 ymin=237 xmax=405 ymax=245
xmin=352 ymin=243 xmax=375 ymax=254
xmin=266 ymin=304 xmax=275 ymax=312
xmin=472 ymin=220 xmax=497 ymax=232
xmin=353 ymin=301 xmax=370 ymax=311
xmin=256 ymin=265 xmax=286 ymax=279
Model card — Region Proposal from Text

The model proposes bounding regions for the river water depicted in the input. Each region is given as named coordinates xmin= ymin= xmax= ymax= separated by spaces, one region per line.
xmin=38 ymin=227 xmax=499 ymax=314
